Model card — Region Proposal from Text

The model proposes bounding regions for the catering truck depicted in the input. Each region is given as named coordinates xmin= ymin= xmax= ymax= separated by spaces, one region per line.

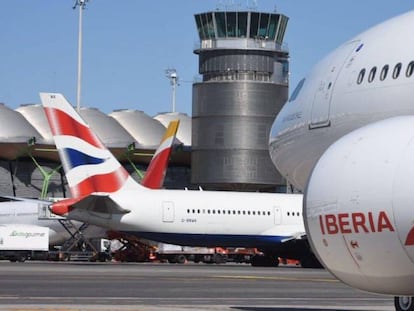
xmin=0 ymin=224 xmax=49 ymax=262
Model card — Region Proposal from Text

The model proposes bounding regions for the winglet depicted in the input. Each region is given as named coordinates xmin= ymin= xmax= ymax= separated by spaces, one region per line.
xmin=141 ymin=120 xmax=180 ymax=189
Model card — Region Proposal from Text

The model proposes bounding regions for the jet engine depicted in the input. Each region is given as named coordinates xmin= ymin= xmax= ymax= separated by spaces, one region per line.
xmin=305 ymin=116 xmax=414 ymax=296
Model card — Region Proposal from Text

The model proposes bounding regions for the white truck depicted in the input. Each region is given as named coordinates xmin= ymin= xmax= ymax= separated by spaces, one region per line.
xmin=0 ymin=224 xmax=49 ymax=262
xmin=156 ymin=243 xmax=228 ymax=264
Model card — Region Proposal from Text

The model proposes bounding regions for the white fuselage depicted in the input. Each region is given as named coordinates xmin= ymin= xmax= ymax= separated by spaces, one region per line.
xmin=69 ymin=189 xmax=304 ymax=250
xmin=270 ymin=10 xmax=414 ymax=295
xmin=270 ymin=10 xmax=414 ymax=191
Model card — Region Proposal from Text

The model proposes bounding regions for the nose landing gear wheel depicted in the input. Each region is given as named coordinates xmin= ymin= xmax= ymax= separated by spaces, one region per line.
xmin=395 ymin=296 xmax=414 ymax=311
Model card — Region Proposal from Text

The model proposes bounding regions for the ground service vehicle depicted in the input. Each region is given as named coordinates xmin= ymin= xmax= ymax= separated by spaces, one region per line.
xmin=0 ymin=224 xmax=48 ymax=262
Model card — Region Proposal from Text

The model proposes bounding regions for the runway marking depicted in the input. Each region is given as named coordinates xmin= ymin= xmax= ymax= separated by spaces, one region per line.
xmin=211 ymin=275 xmax=339 ymax=282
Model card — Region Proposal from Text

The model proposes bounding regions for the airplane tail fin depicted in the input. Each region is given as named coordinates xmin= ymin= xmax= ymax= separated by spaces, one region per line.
xmin=40 ymin=92 xmax=143 ymax=198
xmin=141 ymin=120 xmax=180 ymax=189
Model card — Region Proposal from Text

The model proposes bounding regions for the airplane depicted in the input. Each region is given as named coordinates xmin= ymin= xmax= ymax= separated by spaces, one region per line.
xmin=39 ymin=92 xmax=316 ymax=267
xmin=269 ymin=10 xmax=414 ymax=310
xmin=0 ymin=119 xmax=180 ymax=248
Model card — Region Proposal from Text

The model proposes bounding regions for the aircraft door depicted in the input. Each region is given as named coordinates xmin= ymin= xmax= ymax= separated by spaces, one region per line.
xmin=274 ymin=207 xmax=281 ymax=225
xmin=310 ymin=40 xmax=360 ymax=129
xmin=162 ymin=201 xmax=175 ymax=223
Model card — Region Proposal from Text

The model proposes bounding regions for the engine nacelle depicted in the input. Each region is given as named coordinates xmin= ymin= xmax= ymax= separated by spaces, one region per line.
xmin=305 ymin=116 xmax=414 ymax=295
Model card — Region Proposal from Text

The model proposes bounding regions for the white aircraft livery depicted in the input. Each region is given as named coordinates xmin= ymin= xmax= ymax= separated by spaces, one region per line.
xmin=39 ymin=92 xmax=316 ymax=267
xmin=0 ymin=119 xmax=180 ymax=249
xmin=270 ymin=10 xmax=414 ymax=310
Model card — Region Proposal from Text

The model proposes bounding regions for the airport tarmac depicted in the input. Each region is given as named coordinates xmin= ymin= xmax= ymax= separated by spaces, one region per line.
xmin=0 ymin=261 xmax=394 ymax=311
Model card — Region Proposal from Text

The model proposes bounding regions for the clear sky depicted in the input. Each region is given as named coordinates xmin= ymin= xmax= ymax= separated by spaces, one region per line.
xmin=1 ymin=1 xmax=412 ymax=116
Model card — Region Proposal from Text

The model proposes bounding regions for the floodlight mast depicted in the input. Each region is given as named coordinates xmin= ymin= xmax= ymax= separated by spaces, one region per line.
xmin=73 ymin=0 xmax=89 ymax=112
xmin=165 ymin=68 xmax=179 ymax=113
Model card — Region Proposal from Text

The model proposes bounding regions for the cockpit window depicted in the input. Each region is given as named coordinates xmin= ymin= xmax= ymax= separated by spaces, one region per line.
xmin=288 ymin=78 xmax=305 ymax=102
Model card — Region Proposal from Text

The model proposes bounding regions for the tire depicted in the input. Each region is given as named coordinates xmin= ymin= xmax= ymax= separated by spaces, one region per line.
xmin=175 ymin=255 xmax=186 ymax=264
xmin=301 ymin=255 xmax=323 ymax=269
xmin=213 ymin=254 xmax=227 ymax=264
xmin=18 ymin=256 xmax=26 ymax=263
xmin=395 ymin=296 xmax=414 ymax=311
xmin=251 ymin=254 xmax=279 ymax=267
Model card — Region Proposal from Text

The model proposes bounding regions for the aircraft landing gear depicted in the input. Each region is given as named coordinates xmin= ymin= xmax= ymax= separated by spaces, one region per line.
xmin=250 ymin=254 xmax=279 ymax=267
xmin=395 ymin=296 xmax=414 ymax=311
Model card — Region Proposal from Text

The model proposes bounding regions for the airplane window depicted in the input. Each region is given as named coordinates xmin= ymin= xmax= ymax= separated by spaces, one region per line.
xmin=258 ymin=211 xmax=261 ymax=215
xmin=368 ymin=67 xmax=377 ymax=82
xmin=207 ymin=209 xmax=211 ymax=214
xmin=213 ymin=210 xmax=216 ymax=214
xmin=218 ymin=210 xmax=221 ymax=214
xmin=268 ymin=212 xmax=271 ymax=216
xmin=393 ymin=62 xmax=402 ymax=79
xmin=288 ymin=78 xmax=305 ymax=102
xmin=357 ymin=69 xmax=365 ymax=84
xmin=238 ymin=211 xmax=241 ymax=215
xmin=248 ymin=211 xmax=251 ymax=215
xmin=406 ymin=61 xmax=414 ymax=77
xmin=287 ymin=212 xmax=290 ymax=216
xmin=187 ymin=209 xmax=190 ymax=213
xmin=253 ymin=211 xmax=256 ymax=215
xmin=380 ymin=65 xmax=389 ymax=81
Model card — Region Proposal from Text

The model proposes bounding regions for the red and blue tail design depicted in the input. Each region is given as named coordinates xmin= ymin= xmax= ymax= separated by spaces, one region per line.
xmin=40 ymin=93 xmax=142 ymax=198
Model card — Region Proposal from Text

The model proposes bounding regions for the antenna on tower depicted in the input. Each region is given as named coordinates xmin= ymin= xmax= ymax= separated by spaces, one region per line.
xmin=165 ymin=68 xmax=180 ymax=113
xmin=73 ymin=0 xmax=90 ymax=112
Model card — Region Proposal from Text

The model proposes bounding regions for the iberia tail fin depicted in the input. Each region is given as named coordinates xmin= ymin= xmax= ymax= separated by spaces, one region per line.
xmin=141 ymin=120 xmax=180 ymax=189
xmin=40 ymin=92 xmax=143 ymax=198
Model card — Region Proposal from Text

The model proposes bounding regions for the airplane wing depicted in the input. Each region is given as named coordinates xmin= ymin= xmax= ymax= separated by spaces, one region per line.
xmin=280 ymin=232 xmax=307 ymax=243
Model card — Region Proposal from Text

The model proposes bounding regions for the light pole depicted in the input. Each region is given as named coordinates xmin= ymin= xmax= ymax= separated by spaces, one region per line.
xmin=73 ymin=0 xmax=89 ymax=112
xmin=165 ymin=68 xmax=179 ymax=113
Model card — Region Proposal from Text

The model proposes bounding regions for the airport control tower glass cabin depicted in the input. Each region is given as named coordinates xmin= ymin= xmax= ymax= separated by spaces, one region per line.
xmin=192 ymin=10 xmax=289 ymax=191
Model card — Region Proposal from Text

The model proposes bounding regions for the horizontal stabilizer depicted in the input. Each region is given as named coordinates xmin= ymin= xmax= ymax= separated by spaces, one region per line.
xmin=51 ymin=194 xmax=130 ymax=216
xmin=72 ymin=194 xmax=131 ymax=215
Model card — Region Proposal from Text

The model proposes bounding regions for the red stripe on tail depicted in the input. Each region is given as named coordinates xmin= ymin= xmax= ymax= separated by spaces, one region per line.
xmin=44 ymin=107 xmax=103 ymax=149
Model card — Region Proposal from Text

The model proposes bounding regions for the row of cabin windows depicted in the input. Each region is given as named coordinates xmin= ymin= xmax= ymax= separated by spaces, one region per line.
xmin=186 ymin=209 xmax=301 ymax=217
xmin=357 ymin=61 xmax=414 ymax=84
xmin=187 ymin=209 xmax=271 ymax=216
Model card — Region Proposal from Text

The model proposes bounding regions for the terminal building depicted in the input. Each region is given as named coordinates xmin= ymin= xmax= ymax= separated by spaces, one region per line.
xmin=0 ymin=103 xmax=192 ymax=199
xmin=192 ymin=10 xmax=289 ymax=191
xmin=0 ymin=8 xmax=290 ymax=198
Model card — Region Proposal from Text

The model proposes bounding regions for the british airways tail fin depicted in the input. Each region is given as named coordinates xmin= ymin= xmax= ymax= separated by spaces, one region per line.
xmin=40 ymin=92 xmax=143 ymax=198
xmin=141 ymin=120 xmax=180 ymax=189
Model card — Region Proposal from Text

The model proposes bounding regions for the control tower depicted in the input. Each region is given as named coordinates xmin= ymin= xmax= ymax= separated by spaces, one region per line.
xmin=192 ymin=10 xmax=289 ymax=191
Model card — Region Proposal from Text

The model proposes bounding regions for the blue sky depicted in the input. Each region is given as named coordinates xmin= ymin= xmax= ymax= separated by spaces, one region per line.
xmin=1 ymin=1 xmax=413 ymax=116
